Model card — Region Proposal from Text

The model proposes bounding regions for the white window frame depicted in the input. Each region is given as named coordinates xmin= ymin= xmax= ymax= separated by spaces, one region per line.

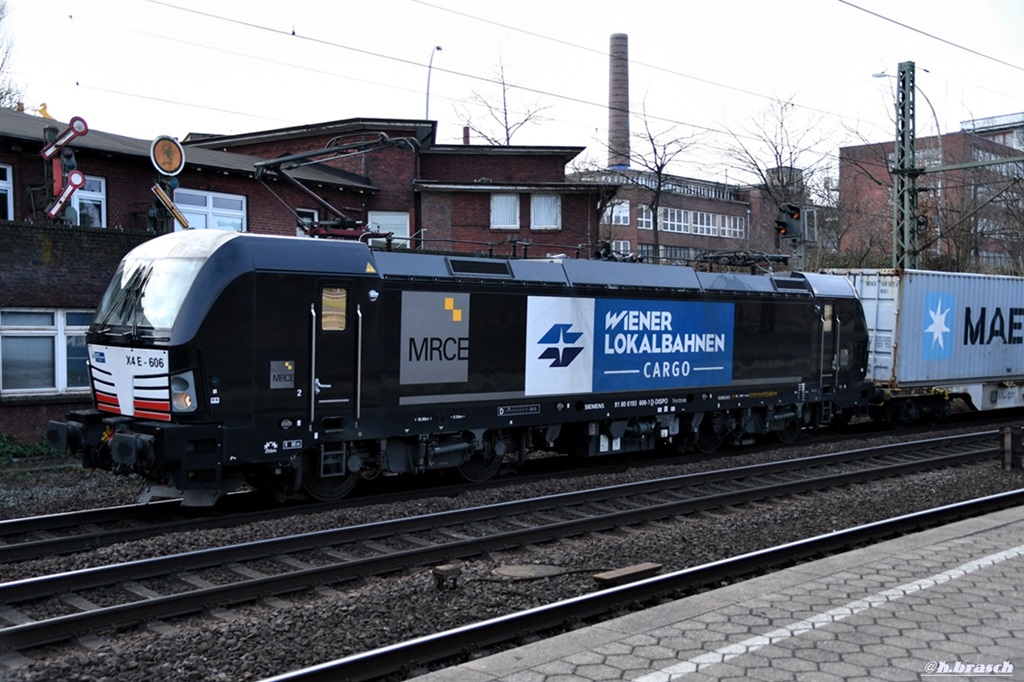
xmin=367 ymin=210 xmax=411 ymax=248
xmin=0 ymin=309 xmax=93 ymax=395
xmin=490 ymin=194 xmax=519 ymax=230
xmin=692 ymin=211 xmax=718 ymax=237
xmin=610 ymin=239 xmax=631 ymax=255
xmin=530 ymin=194 xmax=561 ymax=231
xmin=0 ymin=164 xmax=12 ymax=221
xmin=72 ymin=175 xmax=107 ymax=228
xmin=637 ymin=205 xmax=653 ymax=230
xmin=173 ymin=188 xmax=247 ymax=232
xmin=659 ymin=207 xmax=688 ymax=233
xmin=296 ymin=208 xmax=318 ymax=237
xmin=602 ymin=201 xmax=630 ymax=226
xmin=722 ymin=215 xmax=746 ymax=239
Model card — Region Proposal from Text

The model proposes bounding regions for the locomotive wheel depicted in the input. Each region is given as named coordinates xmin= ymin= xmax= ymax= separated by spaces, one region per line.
xmin=775 ymin=419 xmax=801 ymax=444
xmin=247 ymin=471 xmax=299 ymax=501
xmin=693 ymin=424 xmax=723 ymax=453
xmin=458 ymin=452 xmax=504 ymax=483
xmin=301 ymin=453 xmax=359 ymax=502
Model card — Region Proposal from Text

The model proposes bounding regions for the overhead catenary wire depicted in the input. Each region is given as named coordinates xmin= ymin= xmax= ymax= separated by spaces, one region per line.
xmin=17 ymin=0 xmax=1024 ymax=178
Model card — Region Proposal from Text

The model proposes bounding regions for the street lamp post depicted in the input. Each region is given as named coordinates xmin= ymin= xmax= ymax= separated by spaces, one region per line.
xmin=425 ymin=45 xmax=442 ymax=120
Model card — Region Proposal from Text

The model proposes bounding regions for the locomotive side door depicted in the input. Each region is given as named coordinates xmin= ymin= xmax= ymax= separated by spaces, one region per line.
xmin=819 ymin=302 xmax=839 ymax=395
xmin=309 ymin=280 xmax=360 ymax=435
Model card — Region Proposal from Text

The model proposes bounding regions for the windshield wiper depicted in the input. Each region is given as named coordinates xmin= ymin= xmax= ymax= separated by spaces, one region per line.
xmin=95 ymin=265 xmax=152 ymax=338
xmin=127 ymin=266 xmax=154 ymax=342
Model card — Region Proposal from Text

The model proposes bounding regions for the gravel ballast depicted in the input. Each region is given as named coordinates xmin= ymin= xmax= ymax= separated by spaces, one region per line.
xmin=2 ymin=423 xmax=1023 ymax=681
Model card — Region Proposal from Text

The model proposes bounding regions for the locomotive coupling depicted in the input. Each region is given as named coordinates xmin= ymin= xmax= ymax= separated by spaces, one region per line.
xmin=110 ymin=432 xmax=156 ymax=470
xmin=46 ymin=420 xmax=79 ymax=452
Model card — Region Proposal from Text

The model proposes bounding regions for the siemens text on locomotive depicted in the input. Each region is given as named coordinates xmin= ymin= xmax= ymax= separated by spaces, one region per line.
xmin=48 ymin=230 xmax=874 ymax=506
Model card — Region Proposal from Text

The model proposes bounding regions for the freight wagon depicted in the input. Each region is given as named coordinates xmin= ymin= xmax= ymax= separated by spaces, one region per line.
xmin=836 ymin=269 xmax=1024 ymax=425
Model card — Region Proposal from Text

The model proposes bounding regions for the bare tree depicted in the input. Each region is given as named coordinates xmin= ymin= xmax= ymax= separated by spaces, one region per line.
xmin=456 ymin=54 xmax=549 ymax=145
xmin=919 ymin=168 xmax=1024 ymax=274
xmin=600 ymin=103 xmax=700 ymax=262
xmin=0 ymin=1 xmax=21 ymax=109
xmin=717 ymin=98 xmax=846 ymax=265
xmin=719 ymin=98 xmax=833 ymax=203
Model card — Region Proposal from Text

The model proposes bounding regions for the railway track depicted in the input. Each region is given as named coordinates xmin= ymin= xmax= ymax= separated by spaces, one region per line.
xmin=0 ymin=418 xmax=1000 ymax=565
xmin=269 ymin=488 xmax=1024 ymax=682
xmin=0 ymin=430 xmax=1003 ymax=654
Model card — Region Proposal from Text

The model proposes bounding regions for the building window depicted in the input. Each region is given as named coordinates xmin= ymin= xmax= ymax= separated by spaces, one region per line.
xmin=367 ymin=211 xmax=411 ymax=248
xmin=721 ymin=215 xmax=746 ymax=239
xmin=660 ymin=207 xmax=688 ymax=233
xmin=692 ymin=211 xmax=718 ymax=237
xmin=637 ymin=205 xmax=652 ymax=230
xmin=490 ymin=194 xmax=519 ymax=230
xmin=0 ymin=164 xmax=12 ymax=220
xmin=661 ymin=245 xmax=694 ymax=262
xmin=73 ymin=175 xmax=106 ymax=227
xmin=0 ymin=309 xmax=92 ymax=394
xmin=602 ymin=201 xmax=630 ymax=225
xmin=296 ymin=208 xmax=318 ymax=237
xmin=610 ymin=239 xmax=631 ymax=255
xmin=174 ymin=189 xmax=247 ymax=232
xmin=530 ymin=195 xmax=561 ymax=230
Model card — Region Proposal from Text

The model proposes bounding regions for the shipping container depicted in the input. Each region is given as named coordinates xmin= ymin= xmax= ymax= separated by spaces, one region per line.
xmin=832 ymin=269 xmax=1024 ymax=419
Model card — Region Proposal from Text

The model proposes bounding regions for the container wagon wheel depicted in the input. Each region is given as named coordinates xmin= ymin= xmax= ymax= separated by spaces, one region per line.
xmin=301 ymin=450 xmax=359 ymax=501
xmin=829 ymin=405 xmax=853 ymax=430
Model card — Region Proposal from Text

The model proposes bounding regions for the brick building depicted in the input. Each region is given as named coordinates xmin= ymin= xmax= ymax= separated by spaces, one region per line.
xmin=0 ymin=109 xmax=615 ymax=443
xmin=572 ymin=168 xmax=780 ymax=265
xmin=838 ymin=114 xmax=1024 ymax=271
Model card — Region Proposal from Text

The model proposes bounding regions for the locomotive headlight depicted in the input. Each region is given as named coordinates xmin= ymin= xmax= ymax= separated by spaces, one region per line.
xmin=171 ymin=371 xmax=198 ymax=413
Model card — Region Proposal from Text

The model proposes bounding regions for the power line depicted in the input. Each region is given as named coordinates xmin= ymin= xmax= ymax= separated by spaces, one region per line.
xmin=837 ymin=0 xmax=1024 ymax=74
xmin=142 ymin=0 xmax=757 ymax=142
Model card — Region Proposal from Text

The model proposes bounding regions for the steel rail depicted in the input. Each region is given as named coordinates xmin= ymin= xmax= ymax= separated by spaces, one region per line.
xmin=0 ymin=430 xmax=997 ymax=563
xmin=0 ymin=434 xmax=1001 ymax=652
xmin=266 ymin=488 xmax=1024 ymax=682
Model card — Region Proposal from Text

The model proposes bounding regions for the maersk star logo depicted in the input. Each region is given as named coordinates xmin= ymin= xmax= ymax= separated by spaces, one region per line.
xmin=925 ymin=299 xmax=950 ymax=349
xmin=922 ymin=293 xmax=954 ymax=361
xmin=537 ymin=323 xmax=584 ymax=367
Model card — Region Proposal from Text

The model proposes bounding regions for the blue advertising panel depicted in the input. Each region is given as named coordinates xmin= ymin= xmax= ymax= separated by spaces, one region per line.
xmin=525 ymin=296 xmax=734 ymax=396
xmin=593 ymin=298 xmax=734 ymax=391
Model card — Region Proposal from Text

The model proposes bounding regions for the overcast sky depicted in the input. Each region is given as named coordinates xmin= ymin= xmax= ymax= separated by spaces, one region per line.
xmin=8 ymin=0 xmax=1024 ymax=183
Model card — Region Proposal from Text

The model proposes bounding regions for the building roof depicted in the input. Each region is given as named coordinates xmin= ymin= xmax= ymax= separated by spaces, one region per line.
xmin=424 ymin=144 xmax=586 ymax=163
xmin=184 ymin=116 xmax=586 ymax=162
xmin=183 ymin=117 xmax=437 ymax=151
xmin=414 ymin=180 xmax=618 ymax=195
xmin=0 ymin=108 xmax=377 ymax=191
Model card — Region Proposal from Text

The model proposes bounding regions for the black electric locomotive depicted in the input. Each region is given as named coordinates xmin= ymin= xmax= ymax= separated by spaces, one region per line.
xmin=48 ymin=230 xmax=872 ymax=506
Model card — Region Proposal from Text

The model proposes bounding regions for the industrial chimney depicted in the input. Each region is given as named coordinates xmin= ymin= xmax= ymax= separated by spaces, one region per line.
xmin=608 ymin=33 xmax=630 ymax=169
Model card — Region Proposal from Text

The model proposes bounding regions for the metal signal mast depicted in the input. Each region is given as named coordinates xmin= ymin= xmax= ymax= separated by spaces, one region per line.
xmin=892 ymin=61 xmax=919 ymax=270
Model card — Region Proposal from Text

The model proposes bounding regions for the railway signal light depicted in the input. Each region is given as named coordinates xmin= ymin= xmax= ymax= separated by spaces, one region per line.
xmin=775 ymin=203 xmax=801 ymax=237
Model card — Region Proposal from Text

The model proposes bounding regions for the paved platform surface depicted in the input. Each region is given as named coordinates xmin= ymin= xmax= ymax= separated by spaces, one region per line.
xmin=412 ymin=505 xmax=1024 ymax=681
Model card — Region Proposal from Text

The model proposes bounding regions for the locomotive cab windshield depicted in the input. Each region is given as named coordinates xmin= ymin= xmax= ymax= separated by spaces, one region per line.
xmin=93 ymin=256 xmax=203 ymax=338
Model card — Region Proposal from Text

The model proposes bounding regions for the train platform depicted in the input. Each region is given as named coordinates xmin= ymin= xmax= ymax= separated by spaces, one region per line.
xmin=412 ymin=504 xmax=1024 ymax=681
